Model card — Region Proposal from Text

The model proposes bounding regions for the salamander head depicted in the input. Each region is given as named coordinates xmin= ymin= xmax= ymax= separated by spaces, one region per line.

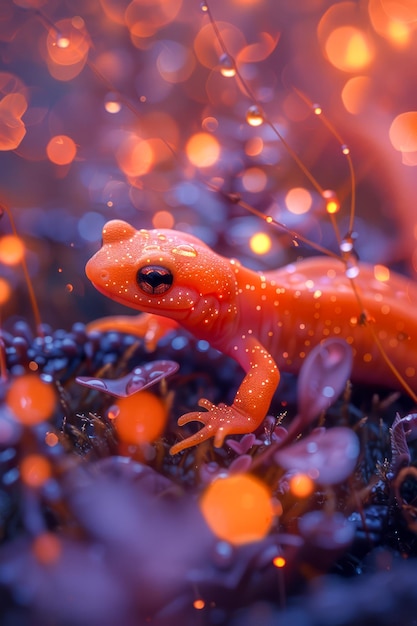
xmin=86 ymin=220 xmax=236 ymax=321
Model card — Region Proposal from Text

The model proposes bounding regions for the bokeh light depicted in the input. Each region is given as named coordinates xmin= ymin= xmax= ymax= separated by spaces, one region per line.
xmin=0 ymin=277 xmax=11 ymax=304
xmin=0 ymin=92 xmax=27 ymax=150
xmin=32 ymin=532 xmax=61 ymax=565
xmin=46 ymin=135 xmax=77 ymax=165
xmin=6 ymin=374 xmax=56 ymax=425
xmin=114 ymin=391 xmax=168 ymax=445
xmin=374 ymin=264 xmax=390 ymax=282
xmin=285 ymin=187 xmax=312 ymax=215
xmin=20 ymin=454 xmax=52 ymax=488
xmin=341 ymin=76 xmax=372 ymax=114
xmin=186 ymin=132 xmax=220 ymax=167
xmin=325 ymin=26 xmax=374 ymax=72
xmin=289 ymin=473 xmax=315 ymax=498
xmin=116 ymin=134 xmax=154 ymax=177
xmin=389 ymin=112 xmax=417 ymax=155
xmin=249 ymin=232 xmax=272 ymax=255
xmin=0 ymin=234 xmax=25 ymax=265
xmin=200 ymin=474 xmax=274 ymax=545
xmin=241 ymin=167 xmax=267 ymax=193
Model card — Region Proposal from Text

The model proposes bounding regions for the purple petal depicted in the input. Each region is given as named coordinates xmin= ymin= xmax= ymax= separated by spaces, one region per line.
xmin=76 ymin=360 xmax=179 ymax=397
xmin=297 ymin=338 xmax=353 ymax=425
xmin=229 ymin=454 xmax=253 ymax=474
xmin=275 ymin=427 xmax=359 ymax=485
xmin=298 ymin=511 xmax=355 ymax=550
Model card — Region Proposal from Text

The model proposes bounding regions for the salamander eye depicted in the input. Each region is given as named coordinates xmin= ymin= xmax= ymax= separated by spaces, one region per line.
xmin=137 ymin=265 xmax=173 ymax=295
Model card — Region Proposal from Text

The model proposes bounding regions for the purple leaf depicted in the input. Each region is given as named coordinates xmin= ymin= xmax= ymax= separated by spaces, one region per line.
xmin=229 ymin=454 xmax=253 ymax=474
xmin=390 ymin=413 xmax=417 ymax=473
xmin=298 ymin=511 xmax=355 ymax=550
xmin=275 ymin=427 xmax=359 ymax=485
xmin=297 ymin=338 xmax=353 ymax=426
xmin=226 ymin=433 xmax=257 ymax=455
xmin=76 ymin=360 xmax=179 ymax=397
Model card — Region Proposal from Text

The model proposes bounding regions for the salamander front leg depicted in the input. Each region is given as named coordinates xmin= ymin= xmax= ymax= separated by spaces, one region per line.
xmin=170 ymin=340 xmax=280 ymax=454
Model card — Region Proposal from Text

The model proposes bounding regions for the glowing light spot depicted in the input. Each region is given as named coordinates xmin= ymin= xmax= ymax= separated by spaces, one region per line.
xmin=6 ymin=375 xmax=56 ymax=425
xmin=46 ymin=18 xmax=90 ymax=80
xmin=245 ymin=136 xmax=263 ymax=156
xmin=368 ymin=0 xmax=412 ymax=47
xmin=0 ymin=277 xmax=11 ymax=304
xmin=200 ymin=474 xmax=274 ymax=545
xmin=46 ymin=135 xmax=77 ymax=165
xmin=241 ymin=167 xmax=267 ymax=192
xmin=20 ymin=454 xmax=51 ymax=488
xmin=322 ymin=189 xmax=340 ymax=214
xmin=246 ymin=105 xmax=264 ymax=126
xmin=313 ymin=103 xmax=322 ymax=115
xmin=116 ymin=135 xmax=154 ymax=177
xmin=285 ymin=187 xmax=312 ymax=215
xmin=152 ymin=210 xmax=174 ymax=229
xmin=114 ymin=391 xmax=168 ymax=445
xmin=65 ymin=283 xmax=73 ymax=293
xmin=374 ymin=264 xmax=390 ymax=282
xmin=273 ymin=555 xmax=286 ymax=568
xmin=249 ymin=232 xmax=272 ymax=255
xmin=193 ymin=599 xmax=205 ymax=610
xmin=186 ymin=132 xmax=220 ymax=168
xmin=45 ymin=432 xmax=59 ymax=447
xmin=325 ymin=26 xmax=374 ymax=72
xmin=289 ymin=473 xmax=315 ymax=498
xmin=0 ymin=234 xmax=25 ymax=266
xmin=363 ymin=352 xmax=373 ymax=363
xmin=389 ymin=111 xmax=417 ymax=154
xmin=32 ymin=532 xmax=61 ymax=565
xmin=342 ymin=76 xmax=371 ymax=114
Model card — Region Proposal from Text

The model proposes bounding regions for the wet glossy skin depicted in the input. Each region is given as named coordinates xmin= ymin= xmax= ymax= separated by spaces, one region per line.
xmin=86 ymin=220 xmax=417 ymax=453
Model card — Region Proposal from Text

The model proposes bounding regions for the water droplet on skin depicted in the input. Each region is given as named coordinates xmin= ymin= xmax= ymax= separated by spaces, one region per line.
xmin=246 ymin=105 xmax=264 ymax=127
xmin=172 ymin=244 xmax=197 ymax=257
xmin=219 ymin=53 xmax=236 ymax=77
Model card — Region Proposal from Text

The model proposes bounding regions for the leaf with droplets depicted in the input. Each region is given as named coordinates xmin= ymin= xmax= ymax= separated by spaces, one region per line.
xmin=297 ymin=338 xmax=353 ymax=426
xmin=275 ymin=427 xmax=359 ymax=485
xmin=76 ymin=360 xmax=179 ymax=398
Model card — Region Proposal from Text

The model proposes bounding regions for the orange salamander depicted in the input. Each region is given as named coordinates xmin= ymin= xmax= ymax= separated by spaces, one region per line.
xmin=86 ymin=220 xmax=417 ymax=454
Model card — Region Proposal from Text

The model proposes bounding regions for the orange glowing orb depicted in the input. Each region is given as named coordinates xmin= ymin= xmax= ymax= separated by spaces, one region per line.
xmin=0 ymin=277 xmax=11 ymax=304
xmin=46 ymin=135 xmax=77 ymax=165
xmin=200 ymin=473 xmax=274 ymax=545
xmin=325 ymin=26 xmax=374 ymax=72
xmin=289 ymin=473 xmax=315 ymax=498
xmin=0 ymin=234 xmax=25 ymax=265
xmin=6 ymin=374 xmax=56 ymax=425
xmin=32 ymin=532 xmax=61 ymax=565
xmin=114 ymin=391 xmax=168 ymax=445
xmin=186 ymin=132 xmax=220 ymax=167
xmin=20 ymin=454 xmax=52 ymax=488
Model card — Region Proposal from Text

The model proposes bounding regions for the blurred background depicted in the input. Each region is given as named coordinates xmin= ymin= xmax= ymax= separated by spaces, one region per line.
xmin=1 ymin=0 xmax=416 ymax=330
